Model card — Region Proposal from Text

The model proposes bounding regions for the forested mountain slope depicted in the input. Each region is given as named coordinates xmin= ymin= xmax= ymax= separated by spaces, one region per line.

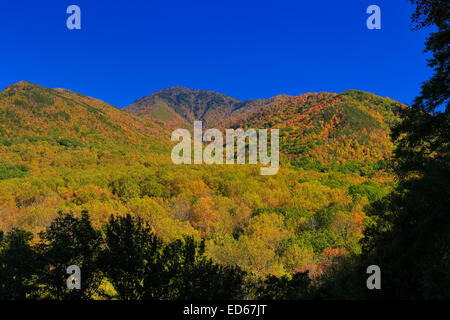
xmin=0 ymin=82 xmax=400 ymax=278
xmin=126 ymin=86 xmax=404 ymax=174
xmin=0 ymin=81 xmax=168 ymax=150
xmin=225 ymin=90 xmax=404 ymax=172
xmin=124 ymin=86 xmax=269 ymax=127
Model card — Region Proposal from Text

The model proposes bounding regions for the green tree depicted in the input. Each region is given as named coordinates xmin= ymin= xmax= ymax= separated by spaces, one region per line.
xmin=143 ymin=236 xmax=246 ymax=300
xmin=0 ymin=229 xmax=39 ymax=299
xmin=361 ymin=0 xmax=450 ymax=299
xmin=256 ymin=272 xmax=312 ymax=300
xmin=101 ymin=214 xmax=162 ymax=300
xmin=38 ymin=211 xmax=104 ymax=300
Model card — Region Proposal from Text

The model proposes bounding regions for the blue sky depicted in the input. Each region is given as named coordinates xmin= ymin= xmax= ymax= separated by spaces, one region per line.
xmin=0 ymin=0 xmax=435 ymax=108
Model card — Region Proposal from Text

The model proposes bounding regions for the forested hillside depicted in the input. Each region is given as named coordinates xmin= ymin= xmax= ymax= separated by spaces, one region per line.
xmin=226 ymin=90 xmax=404 ymax=172
xmin=124 ymin=86 xmax=280 ymax=127
xmin=0 ymin=81 xmax=168 ymax=149
xmin=126 ymin=86 xmax=403 ymax=173
xmin=0 ymin=81 xmax=400 ymax=283
xmin=124 ymin=87 xmax=242 ymax=126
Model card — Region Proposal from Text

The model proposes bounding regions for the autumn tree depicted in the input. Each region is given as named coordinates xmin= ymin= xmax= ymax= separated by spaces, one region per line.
xmin=191 ymin=197 xmax=219 ymax=236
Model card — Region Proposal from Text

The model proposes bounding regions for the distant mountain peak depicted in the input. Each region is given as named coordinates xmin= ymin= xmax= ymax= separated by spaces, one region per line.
xmin=5 ymin=80 xmax=39 ymax=91
xmin=124 ymin=87 xmax=244 ymax=126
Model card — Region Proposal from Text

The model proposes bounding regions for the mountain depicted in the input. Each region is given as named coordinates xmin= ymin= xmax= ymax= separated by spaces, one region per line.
xmin=224 ymin=90 xmax=404 ymax=171
xmin=125 ymin=86 xmax=404 ymax=171
xmin=0 ymin=81 xmax=400 ymax=277
xmin=124 ymin=86 xmax=269 ymax=126
xmin=0 ymin=81 xmax=173 ymax=232
xmin=0 ymin=81 xmax=403 ymax=169
xmin=0 ymin=81 xmax=168 ymax=152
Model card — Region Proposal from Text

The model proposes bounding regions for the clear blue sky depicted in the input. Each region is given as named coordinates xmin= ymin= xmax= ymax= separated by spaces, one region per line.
xmin=0 ymin=0 xmax=435 ymax=107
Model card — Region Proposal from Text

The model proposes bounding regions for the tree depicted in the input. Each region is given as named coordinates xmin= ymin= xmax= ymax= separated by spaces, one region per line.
xmin=101 ymin=214 xmax=162 ymax=300
xmin=191 ymin=197 xmax=219 ymax=236
xmin=143 ymin=236 xmax=246 ymax=300
xmin=360 ymin=0 xmax=450 ymax=299
xmin=0 ymin=229 xmax=39 ymax=299
xmin=256 ymin=272 xmax=312 ymax=300
xmin=38 ymin=211 xmax=104 ymax=300
xmin=393 ymin=0 xmax=449 ymax=178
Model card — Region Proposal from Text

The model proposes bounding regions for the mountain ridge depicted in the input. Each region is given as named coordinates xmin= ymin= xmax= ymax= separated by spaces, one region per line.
xmin=123 ymin=86 xmax=401 ymax=128
xmin=0 ymin=80 xmax=169 ymax=152
xmin=0 ymin=81 xmax=405 ymax=170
